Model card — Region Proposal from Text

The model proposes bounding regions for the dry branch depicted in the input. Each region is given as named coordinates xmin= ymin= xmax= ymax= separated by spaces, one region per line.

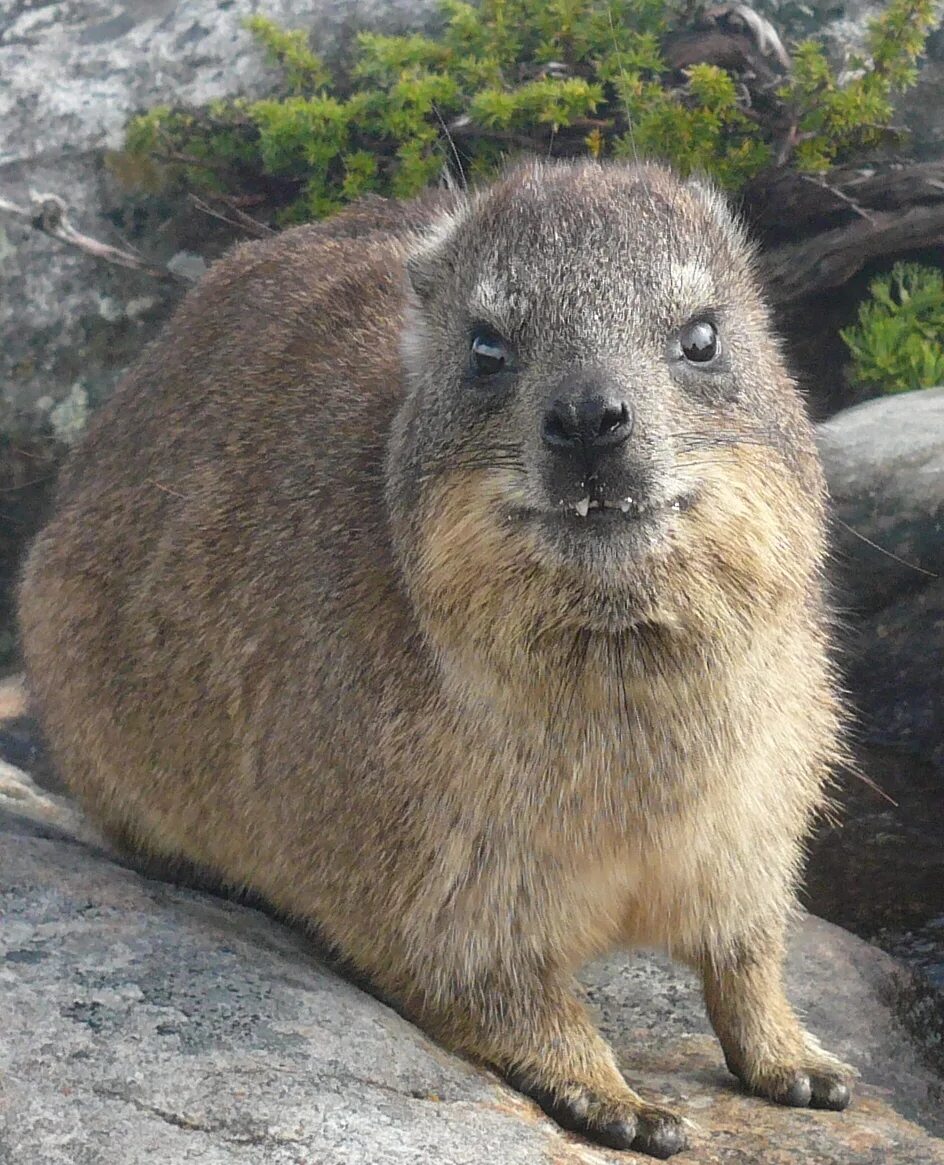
xmin=744 ymin=160 xmax=944 ymax=239
xmin=189 ymin=194 xmax=276 ymax=238
xmin=758 ymin=174 xmax=944 ymax=304
xmin=0 ymin=191 xmax=194 ymax=284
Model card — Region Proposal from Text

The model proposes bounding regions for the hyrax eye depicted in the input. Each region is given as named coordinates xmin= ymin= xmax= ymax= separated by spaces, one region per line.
xmin=679 ymin=319 xmax=719 ymax=364
xmin=470 ymin=329 xmax=510 ymax=376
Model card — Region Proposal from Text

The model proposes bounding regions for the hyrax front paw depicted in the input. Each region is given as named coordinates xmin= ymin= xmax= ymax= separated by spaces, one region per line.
xmin=700 ymin=940 xmax=857 ymax=1117
xmin=508 ymin=1071 xmax=688 ymax=1158
xmin=737 ymin=1049 xmax=855 ymax=1111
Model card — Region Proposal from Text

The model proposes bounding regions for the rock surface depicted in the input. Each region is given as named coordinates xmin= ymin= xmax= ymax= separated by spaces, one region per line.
xmin=0 ymin=0 xmax=440 ymax=665
xmin=818 ymin=388 xmax=944 ymax=612
xmin=2 ymin=765 xmax=943 ymax=1165
xmin=807 ymin=389 xmax=944 ymax=996
xmin=0 ymin=0 xmax=437 ymax=436
xmin=817 ymin=388 xmax=944 ymax=775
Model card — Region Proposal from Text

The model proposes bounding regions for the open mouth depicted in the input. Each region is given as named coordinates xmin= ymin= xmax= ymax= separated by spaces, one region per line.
xmin=562 ymin=493 xmax=694 ymax=520
xmin=504 ymin=492 xmax=696 ymax=541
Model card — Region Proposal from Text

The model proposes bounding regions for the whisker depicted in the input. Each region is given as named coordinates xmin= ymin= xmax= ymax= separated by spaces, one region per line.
xmin=832 ymin=516 xmax=937 ymax=579
xmin=672 ymin=430 xmax=779 ymax=452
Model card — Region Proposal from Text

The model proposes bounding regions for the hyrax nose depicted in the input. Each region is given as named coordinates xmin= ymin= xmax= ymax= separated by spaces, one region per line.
xmin=542 ymin=392 xmax=634 ymax=455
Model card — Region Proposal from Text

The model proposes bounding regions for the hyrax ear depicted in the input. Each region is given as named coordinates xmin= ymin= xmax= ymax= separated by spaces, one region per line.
xmin=685 ymin=169 xmax=731 ymax=219
xmin=684 ymin=170 xmax=753 ymax=257
xmin=406 ymin=247 xmax=438 ymax=302
xmin=406 ymin=210 xmax=463 ymax=302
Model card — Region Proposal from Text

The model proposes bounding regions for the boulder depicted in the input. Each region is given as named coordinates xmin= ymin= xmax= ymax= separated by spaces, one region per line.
xmin=817 ymin=388 xmax=944 ymax=775
xmin=806 ymin=388 xmax=944 ymax=1007
xmin=0 ymin=0 xmax=437 ymax=436
xmin=0 ymin=0 xmax=441 ymax=666
xmin=1 ymin=764 xmax=942 ymax=1164
xmin=817 ymin=388 xmax=944 ymax=613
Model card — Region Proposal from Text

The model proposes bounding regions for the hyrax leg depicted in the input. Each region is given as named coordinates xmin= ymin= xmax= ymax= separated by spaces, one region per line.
xmin=699 ymin=934 xmax=855 ymax=1110
xmin=414 ymin=967 xmax=687 ymax=1158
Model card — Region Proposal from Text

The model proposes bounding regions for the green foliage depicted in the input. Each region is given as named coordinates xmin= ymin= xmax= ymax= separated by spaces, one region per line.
xmin=245 ymin=15 xmax=331 ymax=93
xmin=780 ymin=0 xmax=937 ymax=173
xmin=120 ymin=0 xmax=935 ymax=223
xmin=617 ymin=64 xmax=772 ymax=190
xmin=470 ymin=77 xmax=605 ymax=130
xmin=841 ymin=263 xmax=944 ymax=394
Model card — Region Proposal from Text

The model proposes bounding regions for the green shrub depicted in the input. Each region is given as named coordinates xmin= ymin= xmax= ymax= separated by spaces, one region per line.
xmin=120 ymin=0 xmax=936 ymax=223
xmin=841 ymin=262 xmax=944 ymax=394
xmin=783 ymin=0 xmax=938 ymax=173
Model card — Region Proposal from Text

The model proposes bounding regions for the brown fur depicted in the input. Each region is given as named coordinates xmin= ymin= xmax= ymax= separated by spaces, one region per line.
xmin=18 ymin=160 xmax=854 ymax=1157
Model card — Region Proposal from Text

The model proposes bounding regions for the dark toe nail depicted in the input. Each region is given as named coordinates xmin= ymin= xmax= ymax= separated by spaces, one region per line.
xmin=634 ymin=1121 xmax=688 ymax=1159
xmin=555 ymin=1094 xmax=591 ymax=1125
xmin=595 ymin=1118 xmax=639 ymax=1150
xmin=810 ymin=1080 xmax=851 ymax=1111
xmin=507 ymin=1072 xmax=588 ymax=1132
xmin=781 ymin=1075 xmax=813 ymax=1107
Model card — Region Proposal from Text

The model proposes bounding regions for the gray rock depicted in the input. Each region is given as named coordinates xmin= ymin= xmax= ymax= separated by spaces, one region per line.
xmin=817 ymin=389 xmax=944 ymax=775
xmin=845 ymin=577 xmax=944 ymax=771
xmin=817 ymin=386 xmax=944 ymax=615
xmin=0 ymin=0 xmax=437 ymax=432
xmin=1 ymin=767 xmax=943 ymax=1165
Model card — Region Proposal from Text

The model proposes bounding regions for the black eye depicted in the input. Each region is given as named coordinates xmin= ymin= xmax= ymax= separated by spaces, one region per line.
xmin=470 ymin=329 xmax=509 ymax=376
xmin=679 ymin=319 xmax=719 ymax=364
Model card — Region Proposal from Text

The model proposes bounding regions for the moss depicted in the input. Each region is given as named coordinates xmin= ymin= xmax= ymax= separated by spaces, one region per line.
xmin=119 ymin=0 xmax=936 ymax=223
xmin=842 ymin=262 xmax=944 ymax=395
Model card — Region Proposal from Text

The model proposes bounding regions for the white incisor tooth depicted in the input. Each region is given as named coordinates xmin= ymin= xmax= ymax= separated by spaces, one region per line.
xmin=619 ymin=497 xmax=633 ymax=513
xmin=574 ymin=496 xmax=591 ymax=518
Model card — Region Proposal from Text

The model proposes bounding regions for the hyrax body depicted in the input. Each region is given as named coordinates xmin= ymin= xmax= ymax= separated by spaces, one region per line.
xmin=19 ymin=160 xmax=854 ymax=1157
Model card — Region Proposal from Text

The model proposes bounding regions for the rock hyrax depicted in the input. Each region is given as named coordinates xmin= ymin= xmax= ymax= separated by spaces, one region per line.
xmin=19 ymin=159 xmax=855 ymax=1157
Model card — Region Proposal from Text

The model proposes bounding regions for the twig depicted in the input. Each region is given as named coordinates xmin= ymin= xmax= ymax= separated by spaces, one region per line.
xmin=188 ymin=194 xmax=275 ymax=238
xmin=798 ymin=173 xmax=877 ymax=225
xmin=0 ymin=191 xmax=194 ymax=284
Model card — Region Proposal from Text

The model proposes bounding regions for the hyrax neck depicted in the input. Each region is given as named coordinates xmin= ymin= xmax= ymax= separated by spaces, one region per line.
xmin=433 ymin=622 xmax=742 ymax=788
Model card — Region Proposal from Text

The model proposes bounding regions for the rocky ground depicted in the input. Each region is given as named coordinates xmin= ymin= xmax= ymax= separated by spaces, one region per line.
xmin=2 ymin=764 xmax=943 ymax=1165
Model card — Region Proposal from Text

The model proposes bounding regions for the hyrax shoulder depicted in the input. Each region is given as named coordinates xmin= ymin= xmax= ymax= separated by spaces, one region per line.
xmin=19 ymin=159 xmax=854 ymax=1158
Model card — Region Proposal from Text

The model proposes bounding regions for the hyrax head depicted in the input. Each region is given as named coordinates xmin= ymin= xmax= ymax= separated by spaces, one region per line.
xmin=387 ymin=160 xmax=825 ymax=649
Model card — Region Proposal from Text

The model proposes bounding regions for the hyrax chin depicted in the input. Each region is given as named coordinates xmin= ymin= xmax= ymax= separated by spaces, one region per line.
xmin=19 ymin=158 xmax=855 ymax=1157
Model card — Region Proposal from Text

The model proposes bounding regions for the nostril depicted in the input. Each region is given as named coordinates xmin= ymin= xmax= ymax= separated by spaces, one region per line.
xmin=588 ymin=397 xmax=633 ymax=448
xmin=542 ymin=399 xmax=580 ymax=448
xmin=542 ymin=392 xmax=633 ymax=452
xmin=599 ymin=400 xmax=630 ymax=439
